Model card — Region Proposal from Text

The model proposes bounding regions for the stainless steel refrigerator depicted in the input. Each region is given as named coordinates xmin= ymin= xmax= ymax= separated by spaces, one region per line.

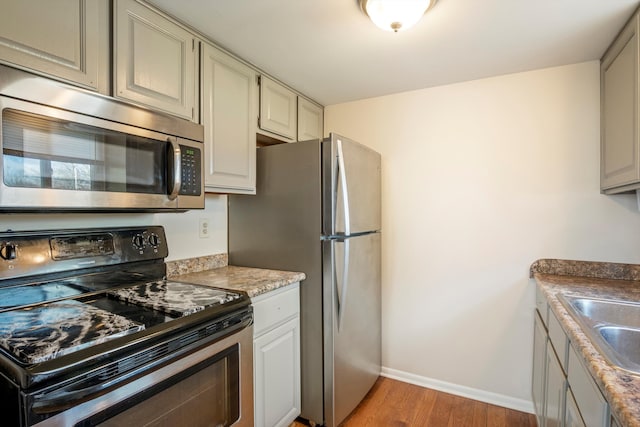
xmin=228 ymin=133 xmax=381 ymax=427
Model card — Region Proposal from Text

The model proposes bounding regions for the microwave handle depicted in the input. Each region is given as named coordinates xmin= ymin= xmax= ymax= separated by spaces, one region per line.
xmin=167 ymin=137 xmax=182 ymax=200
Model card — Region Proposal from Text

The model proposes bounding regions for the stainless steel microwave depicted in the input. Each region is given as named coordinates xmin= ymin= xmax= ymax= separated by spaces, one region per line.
xmin=0 ymin=64 xmax=204 ymax=212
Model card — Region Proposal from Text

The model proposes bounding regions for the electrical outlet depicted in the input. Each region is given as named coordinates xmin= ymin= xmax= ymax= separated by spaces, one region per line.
xmin=199 ymin=218 xmax=210 ymax=238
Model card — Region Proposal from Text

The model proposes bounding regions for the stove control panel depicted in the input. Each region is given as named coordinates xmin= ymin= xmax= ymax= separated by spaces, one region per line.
xmin=0 ymin=226 xmax=169 ymax=281
xmin=51 ymin=234 xmax=115 ymax=260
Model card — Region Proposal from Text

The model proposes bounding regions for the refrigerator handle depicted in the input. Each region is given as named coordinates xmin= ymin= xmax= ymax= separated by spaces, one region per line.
xmin=337 ymin=139 xmax=351 ymax=235
xmin=336 ymin=239 xmax=350 ymax=331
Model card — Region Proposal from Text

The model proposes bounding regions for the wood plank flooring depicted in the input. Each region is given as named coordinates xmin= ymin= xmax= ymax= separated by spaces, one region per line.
xmin=290 ymin=377 xmax=537 ymax=427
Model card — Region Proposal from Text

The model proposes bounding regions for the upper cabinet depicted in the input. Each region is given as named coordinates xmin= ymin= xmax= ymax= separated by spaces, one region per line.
xmin=298 ymin=97 xmax=324 ymax=141
xmin=601 ymin=12 xmax=640 ymax=193
xmin=201 ymin=42 xmax=257 ymax=194
xmin=258 ymin=76 xmax=324 ymax=143
xmin=259 ymin=76 xmax=298 ymax=141
xmin=0 ymin=0 xmax=109 ymax=93
xmin=114 ymin=0 xmax=198 ymax=122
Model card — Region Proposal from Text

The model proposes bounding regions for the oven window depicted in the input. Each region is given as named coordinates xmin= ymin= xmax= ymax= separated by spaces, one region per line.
xmin=84 ymin=345 xmax=240 ymax=427
xmin=2 ymin=109 xmax=167 ymax=194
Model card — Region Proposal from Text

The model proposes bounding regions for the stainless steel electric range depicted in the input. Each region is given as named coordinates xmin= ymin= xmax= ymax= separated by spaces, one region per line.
xmin=0 ymin=226 xmax=253 ymax=427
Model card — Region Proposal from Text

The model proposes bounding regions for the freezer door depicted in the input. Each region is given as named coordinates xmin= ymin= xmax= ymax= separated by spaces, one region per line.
xmin=323 ymin=134 xmax=381 ymax=236
xmin=323 ymin=232 xmax=381 ymax=427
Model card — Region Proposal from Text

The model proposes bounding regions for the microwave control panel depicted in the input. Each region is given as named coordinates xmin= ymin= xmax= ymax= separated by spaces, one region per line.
xmin=179 ymin=145 xmax=202 ymax=196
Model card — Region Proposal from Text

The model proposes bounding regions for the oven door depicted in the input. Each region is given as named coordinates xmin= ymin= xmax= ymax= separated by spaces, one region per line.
xmin=31 ymin=325 xmax=253 ymax=427
xmin=0 ymin=96 xmax=203 ymax=211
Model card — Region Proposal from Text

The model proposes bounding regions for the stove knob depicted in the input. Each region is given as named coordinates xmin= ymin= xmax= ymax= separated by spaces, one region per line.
xmin=132 ymin=234 xmax=145 ymax=250
xmin=148 ymin=233 xmax=160 ymax=247
xmin=0 ymin=243 xmax=16 ymax=260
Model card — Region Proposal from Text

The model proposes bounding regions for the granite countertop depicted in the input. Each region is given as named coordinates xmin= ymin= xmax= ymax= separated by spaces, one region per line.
xmin=166 ymin=255 xmax=305 ymax=298
xmin=532 ymin=259 xmax=640 ymax=427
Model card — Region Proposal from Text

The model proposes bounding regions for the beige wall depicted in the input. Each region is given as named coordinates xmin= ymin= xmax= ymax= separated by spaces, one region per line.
xmin=0 ymin=194 xmax=227 ymax=262
xmin=324 ymin=61 xmax=640 ymax=410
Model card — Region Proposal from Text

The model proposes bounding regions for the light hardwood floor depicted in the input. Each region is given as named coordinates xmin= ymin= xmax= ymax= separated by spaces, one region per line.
xmin=291 ymin=377 xmax=537 ymax=426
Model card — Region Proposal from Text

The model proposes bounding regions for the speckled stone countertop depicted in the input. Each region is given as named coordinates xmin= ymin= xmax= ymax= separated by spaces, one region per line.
xmin=532 ymin=259 xmax=640 ymax=427
xmin=166 ymin=254 xmax=305 ymax=298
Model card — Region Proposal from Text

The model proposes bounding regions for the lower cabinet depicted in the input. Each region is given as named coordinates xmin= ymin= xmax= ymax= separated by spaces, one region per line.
xmin=251 ymin=284 xmax=301 ymax=427
xmin=532 ymin=300 xmax=610 ymax=427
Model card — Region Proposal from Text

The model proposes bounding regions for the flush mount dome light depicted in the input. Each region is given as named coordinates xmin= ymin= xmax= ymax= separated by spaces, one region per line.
xmin=359 ymin=0 xmax=437 ymax=32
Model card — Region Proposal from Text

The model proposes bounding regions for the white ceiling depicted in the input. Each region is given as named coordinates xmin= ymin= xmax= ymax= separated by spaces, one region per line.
xmin=147 ymin=0 xmax=640 ymax=106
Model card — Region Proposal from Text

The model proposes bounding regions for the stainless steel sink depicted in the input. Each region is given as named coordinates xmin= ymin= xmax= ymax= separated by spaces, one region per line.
xmin=558 ymin=295 xmax=640 ymax=374
xmin=598 ymin=326 xmax=640 ymax=371
xmin=567 ymin=297 xmax=640 ymax=329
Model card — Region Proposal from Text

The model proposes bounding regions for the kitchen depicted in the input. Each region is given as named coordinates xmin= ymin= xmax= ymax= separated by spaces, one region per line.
xmin=1 ymin=0 xmax=640 ymax=426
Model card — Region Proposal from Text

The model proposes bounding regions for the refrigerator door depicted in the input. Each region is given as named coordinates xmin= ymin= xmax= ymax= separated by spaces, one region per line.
xmin=323 ymin=231 xmax=381 ymax=427
xmin=323 ymin=134 xmax=381 ymax=236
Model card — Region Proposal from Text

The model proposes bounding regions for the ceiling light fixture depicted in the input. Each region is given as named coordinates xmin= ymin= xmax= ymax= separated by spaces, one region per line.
xmin=359 ymin=0 xmax=437 ymax=33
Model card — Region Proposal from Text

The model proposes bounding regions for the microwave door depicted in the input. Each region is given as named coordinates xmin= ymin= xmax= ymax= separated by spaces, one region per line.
xmin=0 ymin=98 xmax=188 ymax=211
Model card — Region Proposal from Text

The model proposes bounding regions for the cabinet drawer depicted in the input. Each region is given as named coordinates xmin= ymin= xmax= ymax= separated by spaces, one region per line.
xmin=536 ymin=286 xmax=548 ymax=327
xmin=568 ymin=344 xmax=609 ymax=426
xmin=252 ymin=284 xmax=300 ymax=336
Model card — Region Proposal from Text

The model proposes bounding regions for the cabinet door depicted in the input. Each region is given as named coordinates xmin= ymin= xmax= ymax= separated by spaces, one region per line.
xmin=544 ymin=347 xmax=565 ymax=427
xmin=259 ymin=76 xmax=297 ymax=141
xmin=565 ymin=389 xmax=587 ymax=427
xmin=297 ymin=97 xmax=323 ymax=141
xmin=201 ymin=43 xmax=256 ymax=194
xmin=114 ymin=0 xmax=197 ymax=121
xmin=254 ymin=317 xmax=301 ymax=427
xmin=532 ymin=312 xmax=547 ymax=426
xmin=568 ymin=345 xmax=609 ymax=427
xmin=601 ymin=14 xmax=640 ymax=192
xmin=0 ymin=0 xmax=108 ymax=92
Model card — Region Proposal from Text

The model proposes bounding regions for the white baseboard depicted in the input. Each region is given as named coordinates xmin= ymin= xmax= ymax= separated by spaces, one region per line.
xmin=380 ymin=366 xmax=535 ymax=415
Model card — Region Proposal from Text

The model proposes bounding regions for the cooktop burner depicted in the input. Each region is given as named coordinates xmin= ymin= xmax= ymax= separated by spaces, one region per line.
xmin=0 ymin=300 xmax=145 ymax=364
xmin=108 ymin=281 xmax=242 ymax=317
xmin=0 ymin=281 xmax=88 ymax=310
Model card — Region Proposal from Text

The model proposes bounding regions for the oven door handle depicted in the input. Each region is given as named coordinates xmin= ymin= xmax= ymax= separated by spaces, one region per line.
xmin=31 ymin=368 xmax=141 ymax=414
